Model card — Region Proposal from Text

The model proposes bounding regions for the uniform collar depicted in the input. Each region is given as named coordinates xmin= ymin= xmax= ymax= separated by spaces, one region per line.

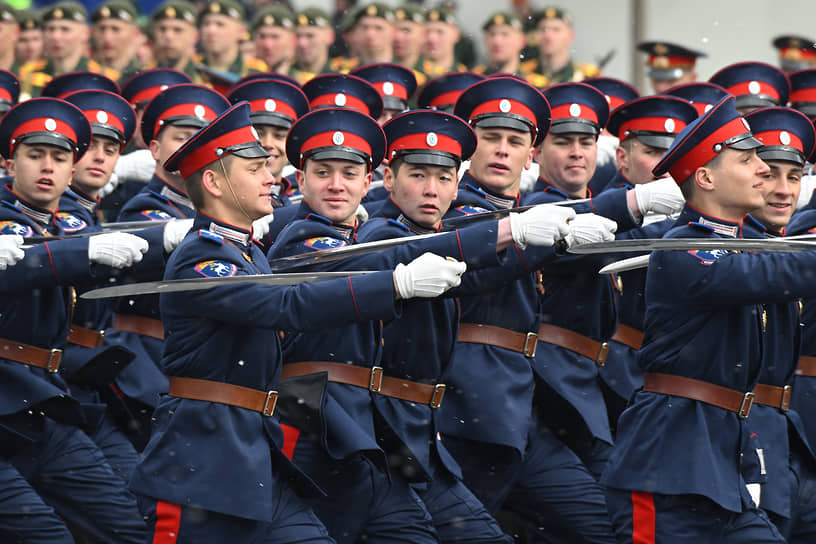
xmin=297 ymin=201 xmax=357 ymax=241
xmin=194 ymin=212 xmax=252 ymax=247
xmin=679 ymin=203 xmax=744 ymax=237
xmin=379 ymin=198 xmax=439 ymax=234
xmin=149 ymin=174 xmax=195 ymax=210
xmin=460 ymin=171 xmax=519 ymax=209
xmin=65 ymin=185 xmax=99 ymax=214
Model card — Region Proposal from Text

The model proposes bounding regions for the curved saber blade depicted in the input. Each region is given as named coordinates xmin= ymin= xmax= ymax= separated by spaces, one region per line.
xmin=440 ymin=199 xmax=590 ymax=231
xmin=21 ymin=220 xmax=171 ymax=246
xmin=80 ymin=271 xmax=373 ymax=299
xmin=599 ymin=255 xmax=651 ymax=274
xmin=568 ymin=238 xmax=816 ymax=254
xmin=267 ymin=232 xmax=445 ymax=271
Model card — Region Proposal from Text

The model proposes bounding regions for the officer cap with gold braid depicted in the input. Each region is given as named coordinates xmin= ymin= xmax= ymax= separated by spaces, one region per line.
xmin=249 ymin=5 xmax=293 ymax=33
xmin=121 ymin=68 xmax=192 ymax=108
xmin=151 ymin=0 xmax=197 ymax=26
xmin=63 ymin=90 xmax=136 ymax=148
xmin=606 ymin=95 xmax=698 ymax=150
xmin=0 ymin=97 xmax=91 ymax=159
xmin=637 ymin=41 xmax=706 ymax=81
xmin=454 ymin=76 xmax=550 ymax=145
xmin=542 ymin=82 xmax=608 ymax=136
xmin=773 ymin=36 xmax=816 ymax=73
xmin=286 ymin=107 xmax=385 ymax=170
xmin=417 ymin=72 xmax=486 ymax=112
xmin=789 ymin=69 xmax=816 ymax=119
xmin=663 ymin=81 xmax=729 ymax=116
xmin=482 ymin=11 xmax=521 ymax=32
xmin=584 ymin=77 xmax=639 ymax=112
xmin=709 ymin=61 xmax=790 ymax=110
xmin=227 ymin=78 xmax=309 ymax=130
xmin=0 ymin=70 xmax=20 ymax=115
xmin=42 ymin=1 xmax=88 ymax=24
xmin=91 ymin=0 xmax=137 ymax=24
xmin=384 ymin=109 xmax=476 ymax=168
xmin=744 ymin=106 xmax=816 ymax=165
xmin=199 ymin=0 xmax=245 ymax=24
xmin=141 ymin=83 xmax=230 ymax=144
xmin=165 ymin=102 xmax=269 ymax=179
xmin=41 ymin=71 xmax=120 ymax=99
xmin=653 ymin=95 xmax=762 ymax=182
xmin=350 ymin=63 xmax=418 ymax=112
xmin=302 ymin=73 xmax=383 ymax=120
xmin=295 ymin=7 xmax=330 ymax=28
xmin=393 ymin=4 xmax=423 ymax=25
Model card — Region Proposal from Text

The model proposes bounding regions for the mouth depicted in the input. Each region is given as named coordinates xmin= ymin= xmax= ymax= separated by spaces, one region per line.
xmin=419 ymin=204 xmax=439 ymax=213
xmin=767 ymin=202 xmax=792 ymax=211
xmin=487 ymin=162 xmax=510 ymax=174
xmin=36 ymin=178 xmax=54 ymax=190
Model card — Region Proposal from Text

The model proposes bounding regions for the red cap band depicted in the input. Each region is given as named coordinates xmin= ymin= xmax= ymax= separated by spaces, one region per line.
xmin=669 ymin=117 xmax=751 ymax=182
xmin=723 ymin=80 xmax=781 ymax=102
xmin=388 ymin=132 xmax=461 ymax=159
xmin=247 ymin=97 xmax=297 ymax=121
xmin=310 ymin=93 xmax=371 ymax=116
xmin=130 ymin=85 xmax=169 ymax=106
xmin=300 ymin=130 xmax=372 ymax=166
xmin=372 ymin=81 xmax=408 ymax=101
xmin=618 ymin=115 xmax=688 ymax=141
xmin=11 ymin=117 xmax=77 ymax=155
xmin=753 ymin=129 xmax=804 ymax=152
xmin=430 ymin=90 xmax=463 ymax=108
xmin=84 ymin=109 xmax=125 ymax=135
xmin=790 ymin=87 xmax=816 ymax=104
xmin=648 ymin=54 xmax=696 ymax=69
xmin=176 ymin=124 xmax=259 ymax=178
xmin=470 ymin=98 xmax=536 ymax=127
xmin=551 ymin=103 xmax=599 ymax=124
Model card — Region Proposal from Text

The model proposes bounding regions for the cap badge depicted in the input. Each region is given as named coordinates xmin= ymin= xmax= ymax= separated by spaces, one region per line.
xmin=160 ymin=84 xmax=168 ymax=91
xmin=569 ymin=103 xmax=582 ymax=117
xmin=664 ymin=118 xmax=675 ymax=132
xmin=334 ymin=93 xmax=347 ymax=106
xmin=499 ymin=99 xmax=511 ymax=113
xmin=165 ymin=6 xmax=176 ymax=18
xmin=96 ymin=111 xmax=109 ymax=123
xmin=604 ymin=94 xmax=611 ymax=104
xmin=332 ymin=131 xmax=344 ymax=145
xmin=545 ymin=7 xmax=557 ymax=18
xmin=366 ymin=4 xmax=377 ymax=16
xmin=653 ymin=56 xmax=669 ymax=69
xmin=748 ymin=81 xmax=761 ymax=94
xmin=53 ymin=8 xmax=64 ymax=19
xmin=297 ymin=14 xmax=308 ymax=25
xmin=100 ymin=6 xmax=111 ymax=18
xmin=265 ymin=99 xmax=276 ymax=111
xmin=429 ymin=10 xmax=440 ymax=21
xmin=494 ymin=14 xmax=505 ymax=25
xmin=45 ymin=118 xmax=57 ymax=131
xmin=704 ymin=104 xmax=713 ymax=112
xmin=395 ymin=9 xmax=404 ymax=20
xmin=426 ymin=132 xmax=438 ymax=146
xmin=780 ymin=131 xmax=791 ymax=145
xmin=209 ymin=3 xmax=221 ymax=13
xmin=654 ymin=43 xmax=668 ymax=55
xmin=382 ymin=82 xmax=394 ymax=96
xmin=194 ymin=104 xmax=206 ymax=118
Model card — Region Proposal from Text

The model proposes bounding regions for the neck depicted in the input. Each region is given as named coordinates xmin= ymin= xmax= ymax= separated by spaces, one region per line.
xmin=493 ymin=57 xmax=519 ymax=73
xmin=155 ymin=167 xmax=186 ymax=193
xmin=0 ymin=47 xmax=14 ymax=70
xmin=429 ymin=50 xmax=454 ymax=70
xmin=97 ymin=51 xmax=132 ymax=72
xmin=361 ymin=48 xmax=392 ymax=64
xmin=540 ymin=50 xmax=569 ymax=72
xmin=70 ymin=180 xmax=100 ymax=199
xmin=545 ymin=178 xmax=588 ymax=199
xmin=299 ymin=51 xmax=327 ymax=74
xmin=200 ymin=205 xmax=252 ymax=233
xmin=51 ymin=51 xmax=83 ymax=74
xmin=688 ymin=197 xmax=747 ymax=226
xmin=205 ymin=45 xmax=239 ymax=71
xmin=394 ymin=50 xmax=419 ymax=68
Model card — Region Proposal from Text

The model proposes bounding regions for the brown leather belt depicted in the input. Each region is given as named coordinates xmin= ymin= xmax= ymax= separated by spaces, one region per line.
xmin=112 ymin=313 xmax=164 ymax=340
xmin=67 ymin=325 xmax=106 ymax=349
xmin=796 ymin=355 xmax=816 ymax=377
xmin=643 ymin=372 xmax=754 ymax=418
xmin=280 ymin=361 xmax=446 ymax=409
xmin=457 ymin=323 xmax=537 ymax=358
xmin=752 ymin=383 xmax=792 ymax=411
xmin=610 ymin=324 xmax=643 ymax=350
xmin=168 ymin=377 xmax=278 ymax=416
xmin=537 ymin=323 xmax=609 ymax=366
xmin=0 ymin=337 xmax=62 ymax=373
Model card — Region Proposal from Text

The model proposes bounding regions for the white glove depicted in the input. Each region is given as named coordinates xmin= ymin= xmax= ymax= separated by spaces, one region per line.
xmin=355 ymin=203 xmax=369 ymax=224
xmin=797 ymin=174 xmax=816 ymax=210
xmin=746 ymin=483 xmax=761 ymax=508
xmin=565 ymin=214 xmax=617 ymax=248
xmin=509 ymin=204 xmax=576 ymax=249
xmin=633 ymin=177 xmax=684 ymax=216
xmin=0 ymin=234 xmax=24 ymax=270
xmin=393 ymin=252 xmax=466 ymax=299
xmin=251 ymin=213 xmax=275 ymax=242
xmin=101 ymin=149 xmax=157 ymax=198
xmin=519 ymin=162 xmax=540 ymax=193
xmin=88 ymin=232 xmax=149 ymax=268
xmin=163 ymin=218 xmax=194 ymax=252
xmin=596 ymin=134 xmax=620 ymax=167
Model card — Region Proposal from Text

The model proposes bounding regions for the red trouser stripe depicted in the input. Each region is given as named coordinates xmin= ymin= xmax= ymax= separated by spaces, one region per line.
xmin=280 ymin=424 xmax=301 ymax=460
xmin=152 ymin=500 xmax=182 ymax=544
xmin=631 ymin=491 xmax=656 ymax=544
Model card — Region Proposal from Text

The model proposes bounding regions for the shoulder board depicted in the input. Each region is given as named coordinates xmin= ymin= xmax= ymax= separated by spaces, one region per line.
xmin=472 ymin=65 xmax=486 ymax=74
xmin=304 ymin=212 xmax=332 ymax=225
xmin=148 ymin=190 xmax=170 ymax=203
xmin=464 ymin=183 xmax=486 ymax=196
xmin=456 ymin=63 xmax=468 ymax=72
xmin=245 ymin=57 xmax=268 ymax=71
xmin=295 ymin=70 xmax=315 ymax=85
xmin=55 ymin=211 xmax=87 ymax=233
xmin=687 ymin=221 xmax=715 ymax=232
xmin=519 ymin=59 xmax=538 ymax=72
xmin=192 ymin=53 xmax=204 ymax=63
xmin=386 ymin=218 xmax=411 ymax=231
xmin=412 ymin=69 xmax=427 ymax=86
xmin=20 ymin=59 xmax=47 ymax=75
xmin=0 ymin=220 xmax=34 ymax=237
xmin=198 ymin=229 xmax=224 ymax=245
xmin=329 ymin=57 xmax=346 ymax=71
xmin=743 ymin=214 xmax=767 ymax=233
xmin=194 ymin=259 xmax=237 ymax=278
xmin=31 ymin=72 xmax=53 ymax=88
xmin=525 ymin=73 xmax=548 ymax=88
xmin=580 ymin=63 xmax=600 ymax=77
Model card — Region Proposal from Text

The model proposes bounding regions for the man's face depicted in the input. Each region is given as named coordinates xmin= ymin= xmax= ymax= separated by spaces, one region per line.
xmin=8 ymin=143 xmax=75 ymax=211
xmin=615 ymin=139 xmax=668 ymax=185
xmin=72 ymin=135 xmax=120 ymax=194
xmin=536 ymin=132 xmax=597 ymax=197
xmin=484 ymin=25 xmax=524 ymax=66
xmin=221 ymin=155 xmax=276 ymax=220
xmin=254 ymin=123 xmax=288 ymax=179
xmin=359 ymin=16 xmax=392 ymax=58
xmin=469 ymin=125 xmax=534 ymax=195
xmin=385 ymin=162 xmax=458 ymax=228
xmin=536 ymin=18 xmax=573 ymax=57
xmin=150 ymin=124 xmax=198 ymax=183
xmin=16 ymin=28 xmax=44 ymax=64
xmin=91 ymin=19 xmax=135 ymax=62
xmin=703 ymin=147 xmax=770 ymax=217
xmin=424 ymin=21 xmax=458 ymax=62
xmin=750 ymin=159 xmax=802 ymax=231
xmin=152 ymin=19 xmax=198 ymax=63
xmin=200 ymin=13 xmax=243 ymax=56
xmin=297 ymin=158 xmax=371 ymax=224
xmin=295 ymin=26 xmax=331 ymax=66
xmin=650 ymin=70 xmax=696 ymax=94
xmin=392 ymin=21 xmax=422 ymax=60
xmin=254 ymin=24 xmax=295 ymax=67
xmin=0 ymin=20 xmax=19 ymax=52
xmin=44 ymin=20 xmax=88 ymax=61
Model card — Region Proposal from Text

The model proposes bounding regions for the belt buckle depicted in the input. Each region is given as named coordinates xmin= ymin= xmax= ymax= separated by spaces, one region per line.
xmin=430 ymin=384 xmax=446 ymax=409
xmin=369 ymin=366 xmax=383 ymax=393
xmin=596 ymin=342 xmax=609 ymax=367
xmin=263 ymin=390 xmax=278 ymax=416
xmin=47 ymin=349 xmax=63 ymax=373
xmin=523 ymin=332 xmax=537 ymax=358
xmin=781 ymin=385 xmax=792 ymax=411
xmin=738 ymin=392 xmax=754 ymax=419
xmin=95 ymin=329 xmax=106 ymax=348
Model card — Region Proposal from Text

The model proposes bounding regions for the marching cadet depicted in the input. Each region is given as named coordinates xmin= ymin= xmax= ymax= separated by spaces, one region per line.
xmin=268 ymin=105 xmax=564 ymax=542
xmin=107 ymin=84 xmax=229 ymax=449
xmin=637 ymin=41 xmax=706 ymax=94
xmin=772 ymin=35 xmax=816 ymax=74
xmin=0 ymin=2 xmax=20 ymax=74
xmin=90 ymin=0 xmax=142 ymax=82
xmin=415 ymin=70 xmax=485 ymax=113
xmin=249 ymin=5 xmax=298 ymax=79
xmin=600 ymin=95 xmax=816 ymax=543
xmin=350 ymin=62 xmax=417 ymax=124
xmin=145 ymin=0 xmax=202 ymax=83
xmin=197 ymin=0 xmax=267 ymax=83
xmin=392 ymin=4 xmax=425 ymax=80
xmin=421 ymin=6 xmax=468 ymax=77
xmin=789 ymin=68 xmax=816 ymax=119
xmin=474 ymin=11 xmax=549 ymax=89
xmin=129 ymin=100 xmax=466 ymax=543
xmin=599 ymin=95 xmax=699 ymax=426
xmin=709 ymin=61 xmax=790 ymax=114
xmin=663 ymin=80 xmax=729 ymax=115
xmin=18 ymin=1 xmax=120 ymax=99
xmin=14 ymin=10 xmax=42 ymax=69
xmin=741 ymin=106 xmax=816 ymax=543
xmin=519 ymin=6 xmax=599 ymax=85
xmin=0 ymin=96 xmax=150 ymax=542
xmin=293 ymin=7 xmax=336 ymax=78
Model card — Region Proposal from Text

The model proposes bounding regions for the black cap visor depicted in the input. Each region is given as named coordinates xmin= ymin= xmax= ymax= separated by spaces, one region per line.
xmin=396 ymin=149 xmax=460 ymax=168
xmin=734 ymin=94 xmax=780 ymax=110
xmin=647 ymin=67 xmax=688 ymax=81
xmin=549 ymin=118 xmax=599 ymax=135
xmin=17 ymin=131 xmax=76 ymax=153
xmin=90 ymin=122 xmax=126 ymax=145
xmin=757 ymin=145 xmax=806 ymax=166
xmin=382 ymin=96 xmax=408 ymax=112
xmin=472 ymin=114 xmax=536 ymax=141
xmin=249 ymin=111 xmax=294 ymax=130
xmin=630 ymin=131 xmax=675 ymax=150
xmin=228 ymin=140 xmax=270 ymax=159
xmin=727 ymin=133 xmax=763 ymax=151
xmin=304 ymin=145 xmax=370 ymax=165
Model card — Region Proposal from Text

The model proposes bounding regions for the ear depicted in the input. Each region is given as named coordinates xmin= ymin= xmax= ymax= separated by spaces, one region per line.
xmin=615 ymin=144 xmax=627 ymax=171
xmin=524 ymin=146 xmax=534 ymax=171
xmin=5 ymin=158 xmax=14 ymax=177
xmin=201 ymin=168 xmax=223 ymax=198
xmin=360 ymin=170 xmax=372 ymax=197
xmin=695 ymin=165 xmax=715 ymax=192
xmin=149 ymin=139 xmax=161 ymax=162
xmin=295 ymin=167 xmax=306 ymax=195
xmin=382 ymin=165 xmax=395 ymax=193
xmin=325 ymin=28 xmax=336 ymax=46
